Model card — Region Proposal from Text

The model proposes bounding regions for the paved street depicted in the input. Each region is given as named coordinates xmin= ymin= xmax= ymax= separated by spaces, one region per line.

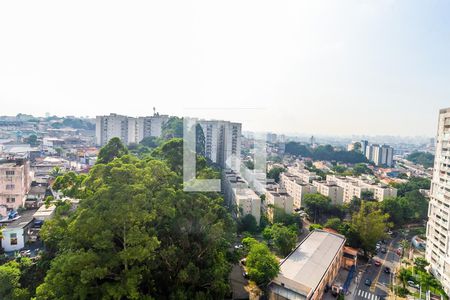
xmin=352 ymin=236 xmax=401 ymax=300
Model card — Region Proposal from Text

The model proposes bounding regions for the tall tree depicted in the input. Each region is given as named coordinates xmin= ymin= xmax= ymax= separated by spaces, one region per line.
xmin=303 ymin=194 xmax=332 ymax=223
xmin=37 ymin=147 xmax=234 ymax=299
xmin=243 ymin=238 xmax=279 ymax=286
xmin=97 ymin=137 xmax=129 ymax=164
xmin=263 ymin=224 xmax=297 ymax=256
xmin=0 ymin=259 xmax=31 ymax=300
xmin=352 ymin=202 xmax=391 ymax=256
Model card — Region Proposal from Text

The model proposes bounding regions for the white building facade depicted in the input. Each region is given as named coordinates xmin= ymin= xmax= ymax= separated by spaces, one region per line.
xmin=426 ymin=108 xmax=450 ymax=295
xmin=0 ymin=158 xmax=32 ymax=218
xmin=198 ymin=120 xmax=242 ymax=170
xmin=96 ymin=113 xmax=169 ymax=146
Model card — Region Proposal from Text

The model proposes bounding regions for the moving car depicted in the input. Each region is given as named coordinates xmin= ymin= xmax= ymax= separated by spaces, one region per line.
xmin=374 ymin=260 xmax=382 ymax=266
xmin=381 ymin=247 xmax=387 ymax=254
xmin=365 ymin=279 xmax=372 ymax=286
xmin=384 ymin=267 xmax=391 ymax=274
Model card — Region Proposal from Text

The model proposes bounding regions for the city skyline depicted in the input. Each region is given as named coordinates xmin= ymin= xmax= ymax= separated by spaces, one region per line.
xmin=1 ymin=1 xmax=450 ymax=136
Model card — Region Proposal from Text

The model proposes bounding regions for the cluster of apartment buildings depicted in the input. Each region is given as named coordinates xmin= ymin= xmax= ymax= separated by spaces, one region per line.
xmin=97 ymin=114 xmax=242 ymax=170
xmin=96 ymin=113 xmax=169 ymax=146
xmin=222 ymin=169 xmax=261 ymax=224
xmin=265 ymin=165 xmax=398 ymax=218
xmin=0 ymin=154 xmax=59 ymax=252
xmin=325 ymin=174 xmax=397 ymax=203
xmin=348 ymin=140 xmax=394 ymax=167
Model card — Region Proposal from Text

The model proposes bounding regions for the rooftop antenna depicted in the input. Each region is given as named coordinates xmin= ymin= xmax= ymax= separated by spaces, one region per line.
xmin=153 ymin=107 xmax=156 ymax=116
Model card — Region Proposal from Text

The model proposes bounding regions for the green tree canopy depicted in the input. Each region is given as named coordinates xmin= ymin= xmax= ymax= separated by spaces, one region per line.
xmin=97 ymin=137 xmax=129 ymax=164
xmin=323 ymin=217 xmax=342 ymax=231
xmin=37 ymin=143 xmax=234 ymax=299
xmin=303 ymin=194 xmax=332 ymax=223
xmin=0 ymin=258 xmax=32 ymax=300
xmin=263 ymin=224 xmax=297 ymax=256
xmin=239 ymin=214 xmax=258 ymax=233
xmin=352 ymin=202 xmax=391 ymax=255
xmin=244 ymin=238 xmax=279 ymax=286
xmin=267 ymin=167 xmax=286 ymax=183
xmin=406 ymin=152 xmax=435 ymax=169
xmin=284 ymin=142 xmax=368 ymax=164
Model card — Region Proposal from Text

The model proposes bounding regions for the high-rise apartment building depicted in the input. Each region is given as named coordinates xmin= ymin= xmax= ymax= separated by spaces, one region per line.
xmin=96 ymin=113 xmax=169 ymax=146
xmin=365 ymin=144 xmax=394 ymax=167
xmin=360 ymin=140 xmax=369 ymax=156
xmin=426 ymin=108 xmax=450 ymax=294
xmin=198 ymin=120 xmax=242 ymax=170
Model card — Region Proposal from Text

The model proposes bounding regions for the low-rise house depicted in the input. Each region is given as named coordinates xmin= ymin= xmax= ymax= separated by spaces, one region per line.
xmin=0 ymin=210 xmax=35 ymax=252
xmin=25 ymin=185 xmax=48 ymax=208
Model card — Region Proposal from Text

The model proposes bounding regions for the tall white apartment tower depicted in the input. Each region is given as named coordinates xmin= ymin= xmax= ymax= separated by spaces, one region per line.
xmin=96 ymin=114 xmax=130 ymax=146
xmin=426 ymin=108 xmax=450 ymax=295
xmin=198 ymin=120 xmax=242 ymax=170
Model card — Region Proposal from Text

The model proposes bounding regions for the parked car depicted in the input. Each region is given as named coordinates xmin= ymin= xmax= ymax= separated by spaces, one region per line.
xmin=240 ymin=258 xmax=246 ymax=266
xmin=19 ymin=250 xmax=31 ymax=257
xmin=243 ymin=271 xmax=249 ymax=279
xmin=381 ymin=247 xmax=387 ymax=254
xmin=374 ymin=260 xmax=382 ymax=266
xmin=234 ymin=244 xmax=243 ymax=250
xmin=396 ymin=248 xmax=403 ymax=256
xmin=408 ymin=280 xmax=419 ymax=289
xmin=384 ymin=267 xmax=391 ymax=274
xmin=365 ymin=279 xmax=372 ymax=286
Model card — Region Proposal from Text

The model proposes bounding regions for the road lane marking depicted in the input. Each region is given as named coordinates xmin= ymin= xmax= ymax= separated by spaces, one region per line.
xmin=370 ymin=239 xmax=395 ymax=292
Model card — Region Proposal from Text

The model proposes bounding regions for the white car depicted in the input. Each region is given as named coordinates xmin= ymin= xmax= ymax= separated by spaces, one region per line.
xmin=407 ymin=281 xmax=419 ymax=289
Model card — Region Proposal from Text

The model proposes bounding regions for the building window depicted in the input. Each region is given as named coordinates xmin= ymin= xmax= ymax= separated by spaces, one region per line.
xmin=6 ymin=170 xmax=15 ymax=176
xmin=10 ymin=233 xmax=18 ymax=245
xmin=5 ymin=184 xmax=15 ymax=190
xmin=6 ymin=197 xmax=15 ymax=203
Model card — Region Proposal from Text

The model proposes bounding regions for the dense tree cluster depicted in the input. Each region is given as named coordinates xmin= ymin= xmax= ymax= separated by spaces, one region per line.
xmin=406 ymin=151 xmax=435 ymax=169
xmin=267 ymin=167 xmax=285 ymax=183
xmin=391 ymin=177 xmax=431 ymax=197
xmin=241 ymin=238 xmax=279 ymax=286
xmin=33 ymin=138 xmax=235 ymax=299
xmin=380 ymin=190 xmax=428 ymax=226
xmin=303 ymin=194 xmax=344 ymax=223
xmin=285 ymin=142 xmax=368 ymax=163
xmin=262 ymin=224 xmax=297 ymax=256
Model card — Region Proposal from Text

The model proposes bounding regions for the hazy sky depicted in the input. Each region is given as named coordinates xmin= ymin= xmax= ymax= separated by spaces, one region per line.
xmin=1 ymin=1 xmax=449 ymax=136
